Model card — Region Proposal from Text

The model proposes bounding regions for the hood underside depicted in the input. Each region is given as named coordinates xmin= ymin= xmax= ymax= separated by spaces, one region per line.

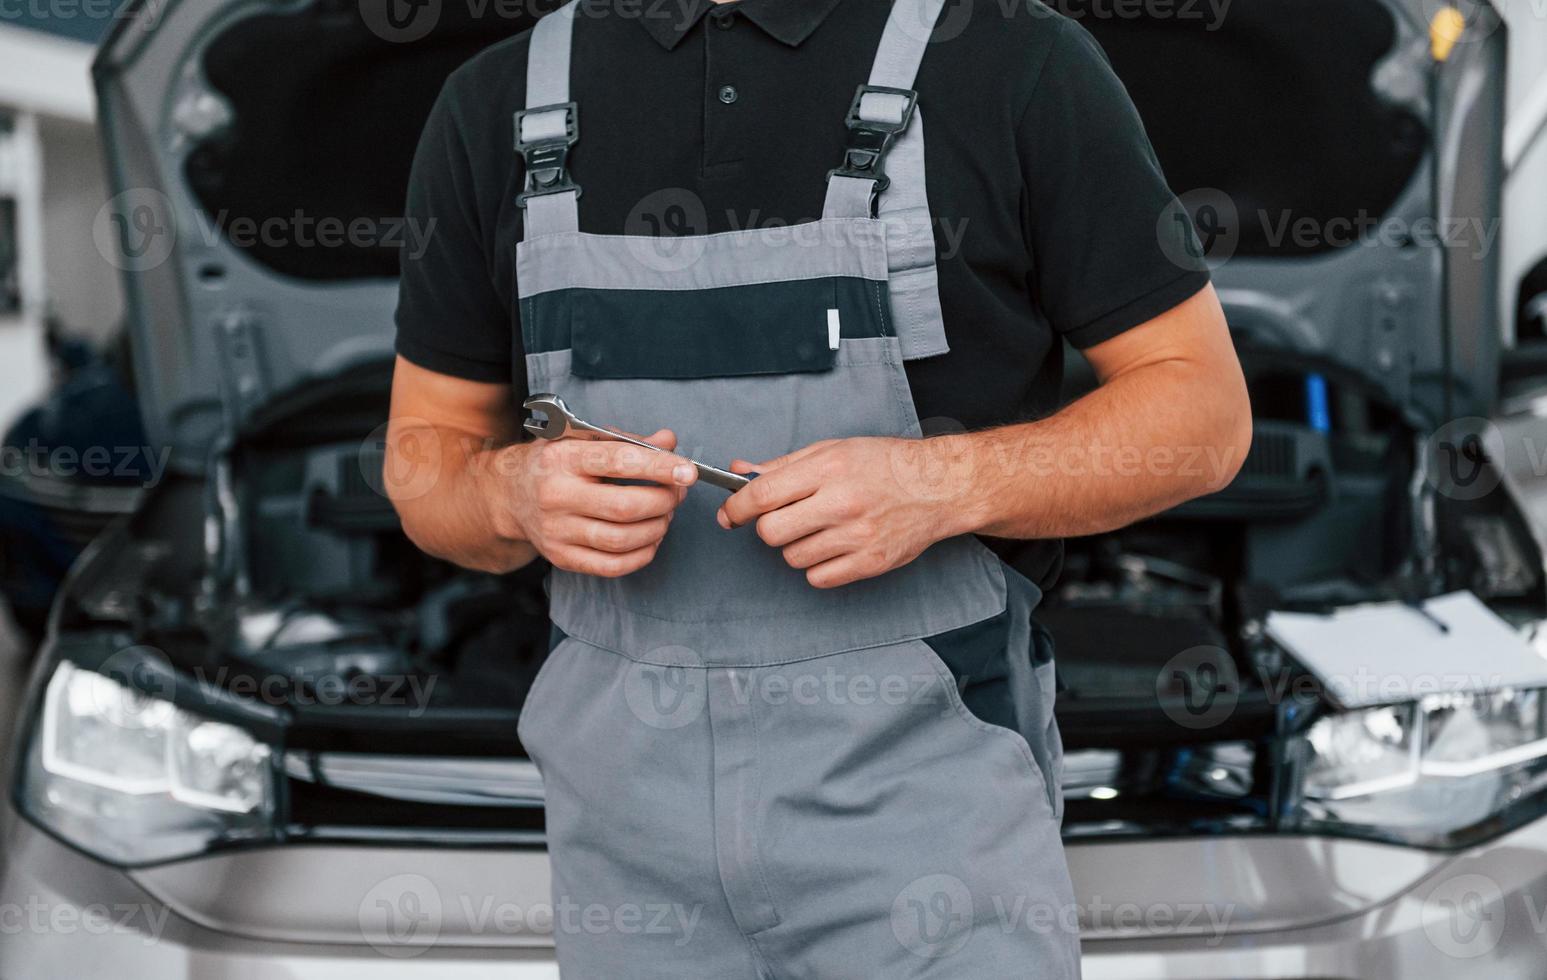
xmin=94 ymin=0 xmax=1504 ymax=471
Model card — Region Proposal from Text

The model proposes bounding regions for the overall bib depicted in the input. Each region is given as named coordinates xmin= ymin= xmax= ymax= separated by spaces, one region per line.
xmin=513 ymin=1 xmax=1082 ymax=975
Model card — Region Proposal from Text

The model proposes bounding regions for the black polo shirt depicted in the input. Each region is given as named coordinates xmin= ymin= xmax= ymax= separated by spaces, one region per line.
xmin=395 ymin=0 xmax=1208 ymax=589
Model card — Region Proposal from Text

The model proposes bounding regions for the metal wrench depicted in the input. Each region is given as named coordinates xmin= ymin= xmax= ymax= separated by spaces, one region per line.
xmin=522 ymin=392 xmax=755 ymax=492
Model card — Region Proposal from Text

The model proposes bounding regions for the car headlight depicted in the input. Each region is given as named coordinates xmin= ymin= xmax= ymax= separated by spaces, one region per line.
xmin=17 ymin=661 xmax=277 ymax=865
xmin=1294 ymin=687 xmax=1547 ymax=846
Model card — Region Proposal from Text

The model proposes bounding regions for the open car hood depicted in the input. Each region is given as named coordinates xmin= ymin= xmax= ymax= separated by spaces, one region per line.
xmin=93 ymin=0 xmax=533 ymax=472
xmin=94 ymin=0 xmax=1504 ymax=472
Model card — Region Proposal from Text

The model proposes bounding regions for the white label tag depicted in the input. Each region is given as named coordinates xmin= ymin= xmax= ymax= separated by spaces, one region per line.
xmin=827 ymin=308 xmax=841 ymax=350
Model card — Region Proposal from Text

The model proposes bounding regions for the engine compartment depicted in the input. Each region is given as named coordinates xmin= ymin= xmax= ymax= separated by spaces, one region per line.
xmin=156 ymin=353 xmax=1507 ymax=751
xmin=68 ymin=0 xmax=1526 ymax=843
xmin=48 ymin=345 xmax=1543 ymax=840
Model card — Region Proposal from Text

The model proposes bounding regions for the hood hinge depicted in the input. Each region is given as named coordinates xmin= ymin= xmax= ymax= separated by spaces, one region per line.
xmin=214 ymin=309 xmax=270 ymax=428
xmin=1365 ymin=277 xmax=1416 ymax=410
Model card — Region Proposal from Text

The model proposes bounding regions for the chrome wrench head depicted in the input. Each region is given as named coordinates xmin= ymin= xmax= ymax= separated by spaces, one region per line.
xmin=522 ymin=392 xmax=580 ymax=440
xmin=520 ymin=391 xmax=756 ymax=492
xmin=522 ymin=392 xmax=659 ymax=452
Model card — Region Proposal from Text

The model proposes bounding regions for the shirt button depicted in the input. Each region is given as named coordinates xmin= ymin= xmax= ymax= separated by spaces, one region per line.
xmin=712 ymin=9 xmax=735 ymax=28
xmin=718 ymin=84 xmax=739 ymax=105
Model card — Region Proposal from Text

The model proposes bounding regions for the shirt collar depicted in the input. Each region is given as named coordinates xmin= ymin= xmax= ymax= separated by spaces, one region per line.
xmin=638 ymin=0 xmax=845 ymax=51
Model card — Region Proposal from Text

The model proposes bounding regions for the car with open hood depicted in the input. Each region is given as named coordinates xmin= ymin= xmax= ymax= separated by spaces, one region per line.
xmin=4 ymin=0 xmax=1547 ymax=975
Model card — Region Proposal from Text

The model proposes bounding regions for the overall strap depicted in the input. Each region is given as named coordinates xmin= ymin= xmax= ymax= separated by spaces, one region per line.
xmin=823 ymin=0 xmax=952 ymax=360
xmin=517 ymin=0 xmax=581 ymax=238
xmin=823 ymin=0 xmax=947 ymax=219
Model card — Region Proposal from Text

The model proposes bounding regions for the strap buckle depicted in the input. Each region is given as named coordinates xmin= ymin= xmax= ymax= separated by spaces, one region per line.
xmin=826 ymin=84 xmax=918 ymax=196
xmin=515 ymin=101 xmax=580 ymax=206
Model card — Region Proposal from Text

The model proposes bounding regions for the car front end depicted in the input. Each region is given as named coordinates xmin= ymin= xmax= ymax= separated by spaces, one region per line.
xmin=7 ymin=0 xmax=1547 ymax=974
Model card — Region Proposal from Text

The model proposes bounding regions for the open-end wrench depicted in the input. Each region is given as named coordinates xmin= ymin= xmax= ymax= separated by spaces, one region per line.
xmin=522 ymin=392 xmax=756 ymax=492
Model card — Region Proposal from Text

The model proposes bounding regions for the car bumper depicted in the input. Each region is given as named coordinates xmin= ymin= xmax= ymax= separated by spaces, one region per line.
xmin=4 ymin=813 xmax=1547 ymax=979
xmin=0 ymin=817 xmax=561 ymax=980
xmin=1075 ymin=818 xmax=1547 ymax=980
xmin=1081 ymin=870 xmax=1547 ymax=980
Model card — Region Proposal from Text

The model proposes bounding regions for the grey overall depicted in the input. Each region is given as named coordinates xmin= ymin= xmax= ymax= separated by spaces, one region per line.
xmin=513 ymin=1 xmax=1082 ymax=974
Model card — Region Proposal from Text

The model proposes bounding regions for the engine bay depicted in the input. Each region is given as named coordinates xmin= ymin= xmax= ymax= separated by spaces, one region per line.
xmin=80 ymin=336 xmax=1546 ymax=691
xmin=66 ymin=0 xmax=1532 ymax=839
xmin=44 ymin=339 xmax=1543 ymax=843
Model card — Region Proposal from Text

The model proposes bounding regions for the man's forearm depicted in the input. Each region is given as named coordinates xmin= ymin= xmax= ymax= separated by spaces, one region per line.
xmin=938 ymin=358 xmax=1251 ymax=542
xmin=386 ymin=423 xmax=539 ymax=574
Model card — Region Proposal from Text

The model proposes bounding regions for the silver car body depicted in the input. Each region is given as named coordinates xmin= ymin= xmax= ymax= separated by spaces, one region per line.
xmin=5 ymin=0 xmax=1547 ymax=974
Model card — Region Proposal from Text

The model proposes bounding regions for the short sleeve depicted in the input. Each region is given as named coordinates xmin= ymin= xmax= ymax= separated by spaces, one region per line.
xmin=394 ymin=80 xmax=513 ymax=383
xmin=1018 ymin=19 xmax=1209 ymax=349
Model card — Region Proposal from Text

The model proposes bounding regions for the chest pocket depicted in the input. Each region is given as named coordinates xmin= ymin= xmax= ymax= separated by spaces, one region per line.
xmin=549 ymin=275 xmax=891 ymax=380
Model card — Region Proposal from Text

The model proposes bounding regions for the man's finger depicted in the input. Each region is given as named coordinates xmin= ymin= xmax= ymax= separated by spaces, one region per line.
xmin=567 ymin=481 xmax=681 ymax=523
xmin=564 ymin=514 xmax=672 ymax=554
xmin=780 ymin=528 xmax=850 ymax=570
xmin=549 ymin=542 xmax=659 ymax=578
xmin=733 ymin=439 xmax=834 ymax=474
xmin=561 ymin=434 xmax=697 ymax=486
xmin=804 ymin=553 xmax=866 ymax=590
xmin=754 ymin=496 xmax=835 ymax=548
xmin=718 ymin=458 xmax=822 ymax=529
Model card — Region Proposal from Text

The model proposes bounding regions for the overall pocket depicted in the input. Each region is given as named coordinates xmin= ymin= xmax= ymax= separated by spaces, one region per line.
xmin=1028 ymin=621 xmax=1065 ymax=821
xmin=911 ymin=638 xmax=1050 ymax=799
xmin=524 ymin=275 xmax=893 ymax=380
xmin=920 ymin=609 xmax=1064 ymax=818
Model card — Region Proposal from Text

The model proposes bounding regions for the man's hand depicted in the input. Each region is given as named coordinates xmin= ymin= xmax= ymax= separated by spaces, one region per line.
xmin=716 ymin=437 xmax=969 ymax=589
xmin=385 ymin=357 xmax=698 ymax=575
xmin=489 ymin=430 xmax=698 ymax=578
xmin=712 ymin=284 xmax=1250 ymax=589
